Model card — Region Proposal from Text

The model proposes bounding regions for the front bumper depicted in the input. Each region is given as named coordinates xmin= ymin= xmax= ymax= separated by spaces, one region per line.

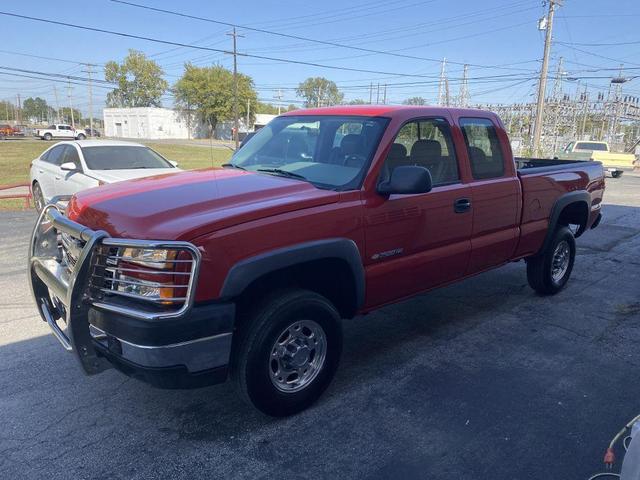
xmin=28 ymin=205 xmax=234 ymax=388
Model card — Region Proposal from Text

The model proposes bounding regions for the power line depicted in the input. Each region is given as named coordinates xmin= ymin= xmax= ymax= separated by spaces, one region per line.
xmin=0 ymin=10 xmax=500 ymax=79
xmin=108 ymin=0 xmax=538 ymax=73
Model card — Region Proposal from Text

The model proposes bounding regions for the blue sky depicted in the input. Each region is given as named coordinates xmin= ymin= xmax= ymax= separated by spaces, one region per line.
xmin=1 ymin=0 xmax=639 ymax=116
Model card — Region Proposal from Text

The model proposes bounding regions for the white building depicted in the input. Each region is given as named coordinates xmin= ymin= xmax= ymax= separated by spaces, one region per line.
xmin=103 ymin=107 xmax=199 ymax=139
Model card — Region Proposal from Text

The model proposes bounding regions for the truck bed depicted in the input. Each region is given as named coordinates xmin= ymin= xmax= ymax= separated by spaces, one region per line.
xmin=515 ymin=157 xmax=587 ymax=175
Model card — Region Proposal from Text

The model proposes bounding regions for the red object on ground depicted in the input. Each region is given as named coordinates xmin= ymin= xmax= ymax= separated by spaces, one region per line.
xmin=0 ymin=183 xmax=32 ymax=208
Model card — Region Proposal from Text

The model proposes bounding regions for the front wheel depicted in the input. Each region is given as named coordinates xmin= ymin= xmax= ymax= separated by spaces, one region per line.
xmin=76 ymin=133 xmax=86 ymax=140
xmin=526 ymin=226 xmax=576 ymax=295
xmin=32 ymin=182 xmax=45 ymax=212
xmin=232 ymin=289 xmax=342 ymax=417
xmin=43 ymin=133 xmax=52 ymax=141
xmin=611 ymin=171 xmax=623 ymax=179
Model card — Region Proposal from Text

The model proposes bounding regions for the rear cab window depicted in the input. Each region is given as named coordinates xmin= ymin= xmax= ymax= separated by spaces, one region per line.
xmin=459 ymin=118 xmax=505 ymax=180
xmin=575 ymin=142 xmax=607 ymax=151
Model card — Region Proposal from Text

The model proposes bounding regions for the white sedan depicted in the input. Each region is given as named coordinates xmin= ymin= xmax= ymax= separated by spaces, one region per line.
xmin=30 ymin=140 xmax=181 ymax=211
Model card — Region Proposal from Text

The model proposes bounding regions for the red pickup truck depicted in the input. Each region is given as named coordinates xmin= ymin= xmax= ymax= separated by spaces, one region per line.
xmin=29 ymin=106 xmax=604 ymax=416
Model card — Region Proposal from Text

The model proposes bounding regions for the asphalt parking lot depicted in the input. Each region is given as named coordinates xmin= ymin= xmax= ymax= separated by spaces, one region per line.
xmin=1 ymin=174 xmax=639 ymax=480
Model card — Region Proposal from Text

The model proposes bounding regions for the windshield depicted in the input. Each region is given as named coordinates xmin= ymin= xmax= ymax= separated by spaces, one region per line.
xmin=81 ymin=146 xmax=174 ymax=170
xmin=575 ymin=142 xmax=608 ymax=151
xmin=230 ymin=115 xmax=389 ymax=189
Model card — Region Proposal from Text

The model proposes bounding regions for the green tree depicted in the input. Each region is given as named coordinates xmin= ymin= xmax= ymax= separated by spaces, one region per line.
xmin=255 ymin=102 xmax=280 ymax=115
xmin=105 ymin=50 xmax=168 ymax=108
xmin=347 ymin=99 xmax=367 ymax=105
xmin=22 ymin=97 xmax=53 ymax=122
xmin=173 ymin=64 xmax=257 ymax=134
xmin=403 ymin=97 xmax=427 ymax=105
xmin=59 ymin=107 xmax=82 ymax=125
xmin=0 ymin=100 xmax=16 ymax=121
xmin=296 ymin=77 xmax=343 ymax=108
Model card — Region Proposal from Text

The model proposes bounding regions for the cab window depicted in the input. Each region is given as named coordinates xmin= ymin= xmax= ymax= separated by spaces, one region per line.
xmin=44 ymin=145 xmax=66 ymax=165
xmin=459 ymin=118 xmax=505 ymax=180
xmin=61 ymin=146 xmax=82 ymax=170
xmin=381 ymin=118 xmax=459 ymax=187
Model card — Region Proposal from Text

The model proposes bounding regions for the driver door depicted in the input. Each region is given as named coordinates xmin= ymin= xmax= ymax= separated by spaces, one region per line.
xmin=54 ymin=145 xmax=88 ymax=197
xmin=363 ymin=117 xmax=473 ymax=307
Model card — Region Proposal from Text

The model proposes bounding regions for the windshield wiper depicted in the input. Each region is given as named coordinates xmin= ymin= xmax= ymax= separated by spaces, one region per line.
xmin=221 ymin=163 xmax=246 ymax=170
xmin=256 ymin=168 xmax=307 ymax=181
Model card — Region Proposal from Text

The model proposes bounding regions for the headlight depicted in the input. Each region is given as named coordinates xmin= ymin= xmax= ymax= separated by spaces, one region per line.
xmin=121 ymin=248 xmax=177 ymax=269
xmin=116 ymin=274 xmax=175 ymax=301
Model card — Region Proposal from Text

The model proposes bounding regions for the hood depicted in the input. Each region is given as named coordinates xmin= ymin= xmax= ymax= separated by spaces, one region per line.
xmin=67 ymin=168 xmax=340 ymax=240
xmin=89 ymin=168 xmax=181 ymax=184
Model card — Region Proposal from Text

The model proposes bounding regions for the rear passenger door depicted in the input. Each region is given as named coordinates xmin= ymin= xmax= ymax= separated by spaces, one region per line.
xmin=458 ymin=117 xmax=521 ymax=273
xmin=364 ymin=117 xmax=473 ymax=307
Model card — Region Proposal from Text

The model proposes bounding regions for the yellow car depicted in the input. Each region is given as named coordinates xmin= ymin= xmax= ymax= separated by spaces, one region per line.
xmin=558 ymin=141 xmax=636 ymax=178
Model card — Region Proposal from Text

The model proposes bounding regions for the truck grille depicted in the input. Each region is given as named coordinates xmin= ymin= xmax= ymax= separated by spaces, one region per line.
xmin=60 ymin=232 xmax=84 ymax=270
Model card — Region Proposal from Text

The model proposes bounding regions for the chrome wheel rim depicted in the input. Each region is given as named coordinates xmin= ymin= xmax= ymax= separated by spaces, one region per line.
xmin=34 ymin=185 xmax=43 ymax=212
xmin=269 ymin=319 xmax=327 ymax=393
xmin=551 ymin=240 xmax=570 ymax=282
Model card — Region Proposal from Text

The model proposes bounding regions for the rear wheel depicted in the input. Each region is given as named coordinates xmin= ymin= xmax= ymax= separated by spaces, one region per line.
xmin=32 ymin=182 xmax=45 ymax=213
xmin=232 ymin=289 xmax=342 ymax=417
xmin=526 ymin=226 xmax=576 ymax=295
xmin=43 ymin=133 xmax=52 ymax=141
xmin=76 ymin=133 xmax=86 ymax=140
xmin=611 ymin=171 xmax=623 ymax=179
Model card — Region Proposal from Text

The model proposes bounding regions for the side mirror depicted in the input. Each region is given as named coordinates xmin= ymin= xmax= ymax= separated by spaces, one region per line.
xmin=60 ymin=162 xmax=78 ymax=172
xmin=377 ymin=165 xmax=433 ymax=195
xmin=169 ymin=160 xmax=179 ymax=167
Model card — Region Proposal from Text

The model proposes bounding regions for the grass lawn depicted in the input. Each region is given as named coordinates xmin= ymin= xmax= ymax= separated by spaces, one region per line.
xmin=0 ymin=139 xmax=233 ymax=210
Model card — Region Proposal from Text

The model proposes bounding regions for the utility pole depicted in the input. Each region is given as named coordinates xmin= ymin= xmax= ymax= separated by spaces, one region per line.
xmin=16 ymin=94 xmax=21 ymax=124
xmin=383 ymin=84 xmax=387 ymax=104
xmin=227 ymin=28 xmax=244 ymax=150
xmin=67 ymin=78 xmax=75 ymax=127
xmin=53 ymin=85 xmax=61 ymax=123
xmin=437 ymin=58 xmax=447 ymax=106
xmin=82 ymin=64 xmax=95 ymax=136
xmin=458 ymin=64 xmax=470 ymax=107
xmin=246 ymin=98 xmax=250 ymax=132
xmin=532 ymin=0 xmax=560 ymax=156
xmin=376 ymin=83 xmax=380 ymax=104
xmin=369 ymin=83 xmax=373 ymax=104
xmin=274 ymin=89 xmax=283 ymax=115
xmin=580 ymin=84 xmax=588 ymax=138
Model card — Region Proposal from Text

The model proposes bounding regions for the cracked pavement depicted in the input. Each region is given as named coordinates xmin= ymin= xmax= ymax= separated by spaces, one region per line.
xmin=1 ymin=174 xmax=639 ymax=479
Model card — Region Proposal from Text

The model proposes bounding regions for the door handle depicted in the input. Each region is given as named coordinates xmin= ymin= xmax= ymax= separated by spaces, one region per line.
xmin=454 ymin=198 xmax=471 ymax=213
xmin=38 ymin=169 xmax=44 ymax=174
xmin=54 ymin=176 xmax=61 ymax=180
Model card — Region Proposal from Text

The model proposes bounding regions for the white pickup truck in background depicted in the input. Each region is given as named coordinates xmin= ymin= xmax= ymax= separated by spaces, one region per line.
xmin=36 ymin=124 xmax=86 ymax=141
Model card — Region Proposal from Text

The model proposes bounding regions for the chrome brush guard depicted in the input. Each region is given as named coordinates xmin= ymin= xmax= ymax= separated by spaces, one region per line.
xmin=28 ymin=204 xmax=201 ymax=374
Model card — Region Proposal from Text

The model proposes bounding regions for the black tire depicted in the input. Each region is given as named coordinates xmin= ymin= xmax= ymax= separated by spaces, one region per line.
xmin=43 ymin=133 xmax=52 ymax=141
xmin=76 ymin=133 xmax=86 ymax=140
xmin=526 ymin=226 xmax=576 ymax=295
xmin=611 ymin=171 xmax=623 ymax=179
xmin=32 ymin=182 xmax=45 ymax=213
xmin=232 ymin=289 xmax=342 ymax=417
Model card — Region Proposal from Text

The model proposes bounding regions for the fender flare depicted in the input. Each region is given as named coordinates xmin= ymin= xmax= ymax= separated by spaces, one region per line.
xmin=538 ymin=191 xmax=590 ymax=255
xmin=220 ymin=238 xmax=365 ymax=309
